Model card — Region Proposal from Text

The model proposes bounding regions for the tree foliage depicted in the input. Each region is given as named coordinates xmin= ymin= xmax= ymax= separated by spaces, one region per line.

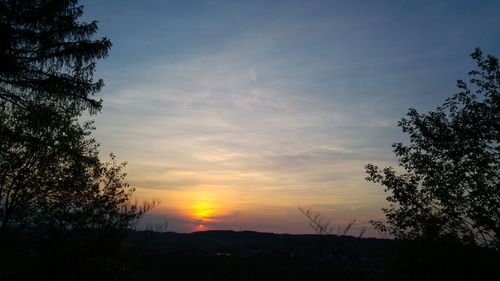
xmin=366 ymin=48 xmax=500 ymax=250
xmin=0 ymin=0 xmax=110 ymax=112
xmin=0 ymin=0 xmax=152 ymax=235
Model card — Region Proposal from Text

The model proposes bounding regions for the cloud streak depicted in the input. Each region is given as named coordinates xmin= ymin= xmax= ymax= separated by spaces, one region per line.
xmin=84 ymin=0 xmax=500 ymax=234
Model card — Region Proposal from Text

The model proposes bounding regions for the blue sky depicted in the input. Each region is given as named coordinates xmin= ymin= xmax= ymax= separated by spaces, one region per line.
xmin=81 ymin=0 xmax=500 ymax=234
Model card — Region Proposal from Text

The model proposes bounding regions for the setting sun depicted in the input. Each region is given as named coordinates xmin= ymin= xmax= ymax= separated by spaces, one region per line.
xmin=170 ymin=188 xmax=235 ymax=226
xmin=191 ymin=201 xmax=216 ymax=221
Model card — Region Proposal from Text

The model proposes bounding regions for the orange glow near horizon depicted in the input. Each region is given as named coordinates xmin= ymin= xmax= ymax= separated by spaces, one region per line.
xmin=174 ymin=188 xmax=234 ymax=224
xmin=132 ymin=168 xmax=386 ymax=235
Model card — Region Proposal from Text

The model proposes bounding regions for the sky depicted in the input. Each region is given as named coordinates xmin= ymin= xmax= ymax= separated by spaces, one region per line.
xmin=80 ymin=0 xmax=500 ymax=235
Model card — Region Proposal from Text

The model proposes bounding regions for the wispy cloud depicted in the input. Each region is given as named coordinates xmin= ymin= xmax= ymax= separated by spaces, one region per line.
xmin=85 ymin=0 xmax=500 ymax=233
xmin=94 ymin=39 xmax=396 ymax=232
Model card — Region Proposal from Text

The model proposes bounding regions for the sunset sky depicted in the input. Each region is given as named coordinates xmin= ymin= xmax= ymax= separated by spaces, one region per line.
xmin=81 ymin=0 xmax=500 ymax=234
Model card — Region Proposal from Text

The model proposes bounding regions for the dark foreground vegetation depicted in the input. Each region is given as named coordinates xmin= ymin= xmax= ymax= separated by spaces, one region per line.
xmin=1 ymin=229 xmax=498 ymax=281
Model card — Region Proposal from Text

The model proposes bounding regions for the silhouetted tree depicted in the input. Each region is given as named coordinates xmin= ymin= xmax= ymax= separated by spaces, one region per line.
xmin=366 ymin=48 xmax=500 ymax=250
xmin=0 ymin=0 xmax=152 ymax=235
xmin=0 ymin=0 xmax=110 ymax=112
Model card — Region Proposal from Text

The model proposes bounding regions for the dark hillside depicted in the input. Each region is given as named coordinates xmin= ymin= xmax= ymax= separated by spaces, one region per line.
xmin=125 ymin=230 xmax=390 ymax=257
xmin=120 ymin=230 xmax=391 ymax=281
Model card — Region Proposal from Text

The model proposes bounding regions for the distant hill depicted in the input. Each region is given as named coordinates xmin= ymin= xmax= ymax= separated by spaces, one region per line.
xmin=124 ymin=230 xmax=391 ymax=257
xmin=120 ymin=230 xmax=392 ymax=280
